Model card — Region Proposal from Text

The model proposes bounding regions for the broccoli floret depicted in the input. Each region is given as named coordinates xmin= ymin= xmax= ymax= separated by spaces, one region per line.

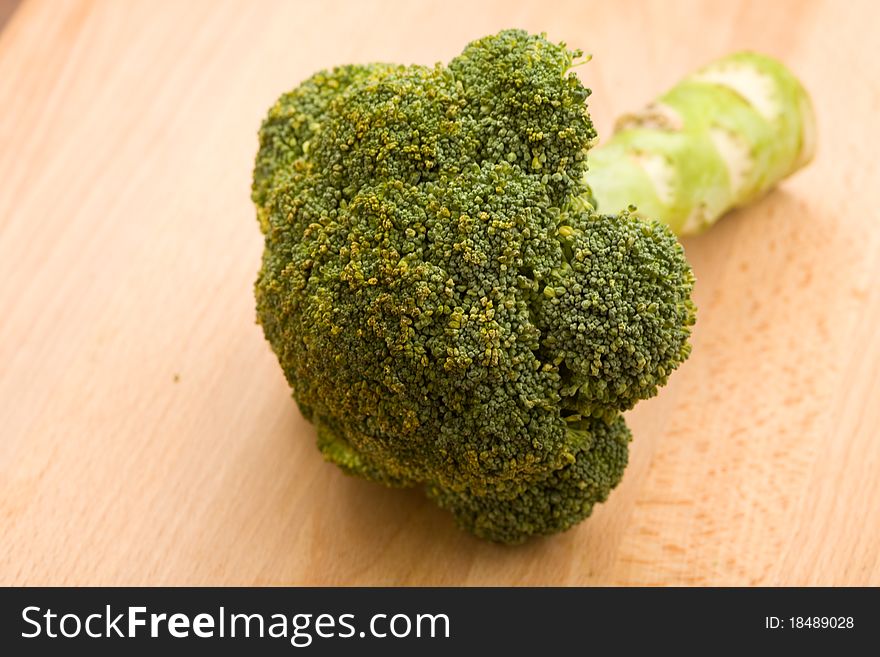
xmin=427 ymin=415 xmax=631 ymax=543
xmin=252 ymin=29 xmax=695 ymax=543
xmin=539 ymin=211 xmax=696 ymax=420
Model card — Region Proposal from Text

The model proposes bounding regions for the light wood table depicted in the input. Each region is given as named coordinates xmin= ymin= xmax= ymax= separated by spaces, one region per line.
xmin=2 ymin=0 xmax=878 ymax=585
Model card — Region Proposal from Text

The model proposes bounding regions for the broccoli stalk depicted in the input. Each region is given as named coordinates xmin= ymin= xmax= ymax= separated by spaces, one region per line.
xmin=586 ymin=52 xmax=816 ymax=235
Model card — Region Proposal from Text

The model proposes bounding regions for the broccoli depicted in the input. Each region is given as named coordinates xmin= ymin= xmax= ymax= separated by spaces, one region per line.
xmin=251 ymin=30 xmax=809 ymax=543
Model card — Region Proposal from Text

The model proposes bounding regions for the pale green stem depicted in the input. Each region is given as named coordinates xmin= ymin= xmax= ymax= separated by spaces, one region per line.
xmin=585 ymin=52 xmax=816 ymax=235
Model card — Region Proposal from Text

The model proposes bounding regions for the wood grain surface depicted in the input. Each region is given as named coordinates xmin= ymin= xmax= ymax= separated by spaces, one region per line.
xmin=1 ymin=0 xmax=878 ymax=586
xmin=0 ymin=0 xmax=21 ymax=34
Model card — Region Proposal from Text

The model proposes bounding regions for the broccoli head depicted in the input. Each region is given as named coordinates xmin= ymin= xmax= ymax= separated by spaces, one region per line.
xmin=252 ymin=29 xmax=696 ymax=544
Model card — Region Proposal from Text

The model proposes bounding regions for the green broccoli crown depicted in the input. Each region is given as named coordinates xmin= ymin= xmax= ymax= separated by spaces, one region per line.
xmin=252 ymin=29 xmax=695 ymax=543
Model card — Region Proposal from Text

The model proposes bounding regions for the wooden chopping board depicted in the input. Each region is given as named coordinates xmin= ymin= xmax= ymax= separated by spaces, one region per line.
xmin=1 ymin=0 xmax=878 ymax=586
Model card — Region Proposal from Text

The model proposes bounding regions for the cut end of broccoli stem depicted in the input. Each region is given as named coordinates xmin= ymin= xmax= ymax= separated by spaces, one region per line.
xmin=585 ymin=51 xmax=816 ymax=235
